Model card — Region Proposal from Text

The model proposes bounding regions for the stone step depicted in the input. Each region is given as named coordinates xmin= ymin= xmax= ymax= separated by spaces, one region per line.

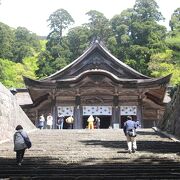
xmin=1 ymin=172 xmax=180 ymax=179
xmin=0 ymin=166 xmax=180 ymax=178
xmin=0 ymin=129 xmax=180 ymax=179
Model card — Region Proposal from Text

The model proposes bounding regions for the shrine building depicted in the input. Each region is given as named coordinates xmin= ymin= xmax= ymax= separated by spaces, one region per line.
xmin=21 ymin=41 xmax=171 ymax=129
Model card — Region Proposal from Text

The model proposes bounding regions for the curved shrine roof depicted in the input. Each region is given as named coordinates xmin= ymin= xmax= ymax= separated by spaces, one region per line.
xmin=23 ymin=41 xmax=172 ymax=106
xmin=41 ymin=41 xmax=150 ymax=81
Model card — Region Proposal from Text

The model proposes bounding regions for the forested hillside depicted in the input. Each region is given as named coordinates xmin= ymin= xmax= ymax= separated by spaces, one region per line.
xmin=0 ymin=0 xmax=179 ymax=88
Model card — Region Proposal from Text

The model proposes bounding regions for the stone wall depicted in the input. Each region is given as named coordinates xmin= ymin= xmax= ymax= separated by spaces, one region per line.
xmin=157 ymin=86 xmax=180 ymax=138
xmin=0 ymin=83 xmax=36 ymax=143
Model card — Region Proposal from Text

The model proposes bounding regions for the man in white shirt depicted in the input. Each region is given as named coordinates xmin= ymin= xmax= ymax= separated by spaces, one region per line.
xmin=46 ymin=113 xmax=53 ymax=129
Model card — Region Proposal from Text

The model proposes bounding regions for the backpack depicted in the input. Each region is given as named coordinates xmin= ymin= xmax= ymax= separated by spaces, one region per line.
xmin=127 ymin=129 xmax=136 ymax=137
xmin=19 ymin=133 xmax=32 ymax=149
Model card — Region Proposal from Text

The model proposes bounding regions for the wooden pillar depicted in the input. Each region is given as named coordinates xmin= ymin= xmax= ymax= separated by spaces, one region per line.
xmin=35 ymin=109 xmax=38 ymax=127
xmin=50 ymin=90 xmax=57 ymax=129
xmin=138 ymin=92 xmax=143 ymax=128
xmin=112 ymin=95 xmax=120 ymax=129
xmin=74 ymin=95 xmax=82 ymax=129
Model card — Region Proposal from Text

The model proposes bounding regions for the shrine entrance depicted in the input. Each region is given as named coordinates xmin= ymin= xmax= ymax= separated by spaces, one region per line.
xmin=82 ymin=106 xmax=112 ymax=129
xmin=82 ymin=115 xmax=111 ymax=129
xmin=120 ymin=106 xmax=138 ymax=128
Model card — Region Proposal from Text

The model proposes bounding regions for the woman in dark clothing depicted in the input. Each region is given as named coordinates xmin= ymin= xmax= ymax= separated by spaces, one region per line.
xmin=13 ymin=125 xmax=31 ymax=166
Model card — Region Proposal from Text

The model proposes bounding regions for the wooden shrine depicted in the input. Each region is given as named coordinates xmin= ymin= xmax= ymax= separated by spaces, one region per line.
xmin=22 ymin=41 xmax=171 ymax=129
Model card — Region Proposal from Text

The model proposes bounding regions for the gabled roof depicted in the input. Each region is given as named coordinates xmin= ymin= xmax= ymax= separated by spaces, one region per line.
xmin=42 ymin=41 xmax=150 ymax=81
xmin=23 ymin=41 xmax=172 ymax=106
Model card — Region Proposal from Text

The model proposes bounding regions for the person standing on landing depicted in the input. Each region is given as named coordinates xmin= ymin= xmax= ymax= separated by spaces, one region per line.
xmin=13 ymin=125 xmax=31 ymax=166
xmin=65 ymin=115 xmax=74 ymax=129
xmin=57 ymin=114 xmax=64 ymax=129
xmin=95 ymin=116 xmax=100 ymax=129
xmin=38 ymin=114 xmax=45 ymax=129
xmin=123 ymin=116 xmax=138 ymax=154
xmin=87 ymin=115 xmax=94 ymax=129
xmin=46 ymin=113 xmax=53 ymax=129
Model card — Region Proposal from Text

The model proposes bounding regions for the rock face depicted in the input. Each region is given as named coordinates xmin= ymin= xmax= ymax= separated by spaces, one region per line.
xmin=0 ymin=83 xmax=35 ymax=143
xmin=158 ymin=86 xmax=180 ymax=138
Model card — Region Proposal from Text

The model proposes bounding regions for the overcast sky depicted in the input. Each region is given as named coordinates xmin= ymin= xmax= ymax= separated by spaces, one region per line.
xmin=0 ymin=0 xmax=179 ymax=36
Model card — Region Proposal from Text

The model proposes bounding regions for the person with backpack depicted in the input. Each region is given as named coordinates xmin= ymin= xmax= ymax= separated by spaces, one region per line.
xmin=95 ymin=116 xmax=100 ymax=129
xmin=123 ymin=116 xmax=138 ymax=154
xmin=13 ymin=125 xmax=31 ymax=166
xmin=57 ymin=114 xmax=64 ymax=129
xmin=38 ymin=114 xmax=45 ymax=129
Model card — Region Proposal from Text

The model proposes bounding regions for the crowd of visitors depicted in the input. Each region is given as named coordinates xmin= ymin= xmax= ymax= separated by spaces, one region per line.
xmin=37 ymin=112 xmax=74 ymax=130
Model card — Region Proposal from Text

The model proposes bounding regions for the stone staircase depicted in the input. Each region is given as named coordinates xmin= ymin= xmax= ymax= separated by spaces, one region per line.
xmin=0 ymin=128 xmax=180 ymax=179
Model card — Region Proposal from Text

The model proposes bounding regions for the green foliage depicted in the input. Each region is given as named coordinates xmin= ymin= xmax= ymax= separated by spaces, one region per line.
xmin=166 ymin=22 xmax=180 ymax=68
xmin=169 ymin=8 xmax=180 ymax=31
xmin=0 ymin=59 xmax=5 ymax=81
xmin=22 ymin=56 xmax=38 ymax=79
xmin=131 ymin=21 xmax=166 ymax=49
xmin=38 ymin=8 xmax=76 ymax=78
xmin=106 ymin=36 xmax=118 ymax=56
xmin=36 ymin=50 xmax=54 ymax=78
xmin=12 ymin=27 xmax=41 ymax=63
xmin=125 ymin=45 xmax=150 ymax=74
xmin=166 ymin=34 xmax=180 ymax=51
xmin=85 ymin=10 xmax=112 ymax=42
xmin=0 ymin=22 xmax=14 ymax=59
xmin=133 ymin=0 xmax=164 ymax=22
xmin=148 ymin=50 xmax=180 ymax=85
xmin=52 ymin=57 xmax=67 ymax=70
xmin=47 ymin=8 xmax=74 ymax=38
xmin=1 ymin=2 xmax=180 ymax=89
xmin=67 ymin=26 xmax=90 ymax=61
xmin=39 ymin=40 xmax=47 ymax=51
xmin=0 ymin=58 xmax=38 ymax=88
xmin=109 ymin=0 xmax=167 ymax=75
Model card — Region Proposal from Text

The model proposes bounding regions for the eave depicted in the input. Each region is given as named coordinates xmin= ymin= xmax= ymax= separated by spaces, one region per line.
xmin=23 ymin=72 xmax=171 ymax=105
xmin=24 ymin=71 xmax=171 ymax=89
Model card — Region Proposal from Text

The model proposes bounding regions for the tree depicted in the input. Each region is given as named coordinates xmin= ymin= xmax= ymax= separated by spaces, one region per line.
xmin=133 ymin=0 xmax=164 ymax=22
xmin=148 ymin=50 xmax=180 ymax=85
xmin=169 ymin=8 xmax=180 ymax=32
xmin=85 ymin=10 xmax=112 ymax=42
xmin=46 ymin=31 xmax=62 ymax=58
xmin=131 ymin=0 xmax=166 ymax=50
xmin=41 ymin=9 xmax=75 ymax=77
xmin=0 ymin=59 xmax=5 ymax=81
xmin=12 ymin=27 xmax=40 ymax=63
xmin=165 ymin=8 xmax=180 ymax=76
xmin=67 ymin=26 xmax=90 ymax=61
xmin=109 ymin=9 xmax=133 ymax=59
xmin=0 ymin=22 xmax=14 ymax=60
xmin=22 ymin=56 xmax=38 ymax=79
xmin=109 ymin=0 xmax=167 ymax=75
xmin=129 ymin=0 xmax=166 ymax=73
xmin=47 ymin=9 xmax=74 ymax=40
xmin=36 ymin=50 xmax=54 ymax=78
xmin=125 ymin=45 xmax=150 ymax=74
xmin=0 ymin=57 xmax=38 ymax=88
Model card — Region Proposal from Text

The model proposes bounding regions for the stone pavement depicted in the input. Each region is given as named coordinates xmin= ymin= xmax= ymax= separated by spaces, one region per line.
xmin=0 ymin=128 xmax=180 ymax=179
